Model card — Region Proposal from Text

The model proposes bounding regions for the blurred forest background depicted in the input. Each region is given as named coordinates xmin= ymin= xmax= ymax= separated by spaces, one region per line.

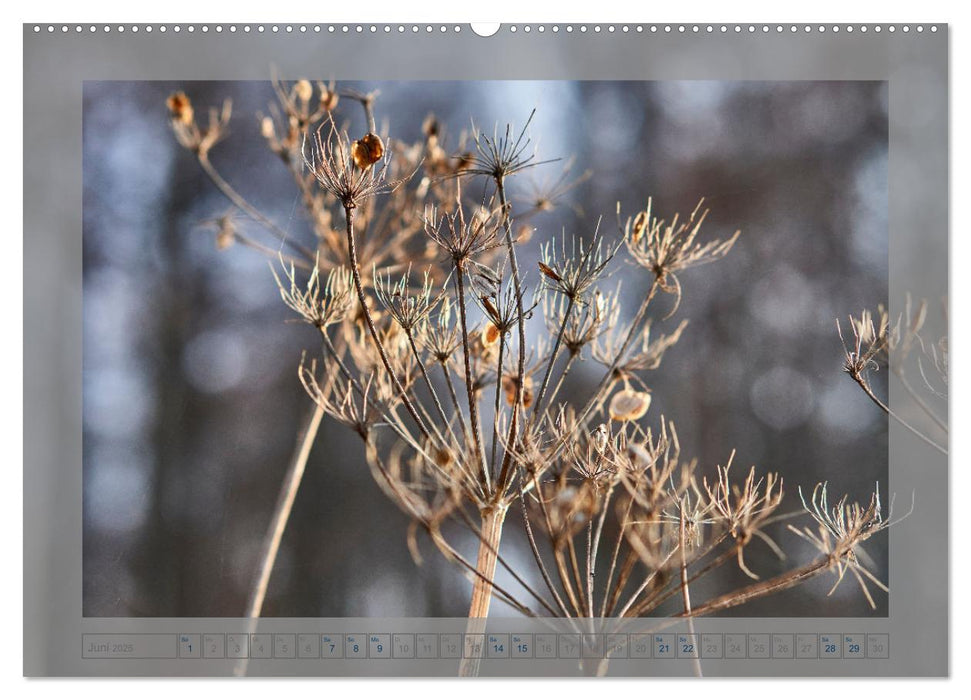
xmin=83 ymin=80 xmax=888 ymax=617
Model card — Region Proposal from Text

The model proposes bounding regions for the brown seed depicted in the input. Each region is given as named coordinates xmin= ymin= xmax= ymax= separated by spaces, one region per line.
xmin=538 ymin=261 xmax=562 ymax=282
xmin=503 ymin=374 xmax=534 ymax=408
xmin=434 ymin=448 xmax=453 ymax=468
xmin=351 ymin=132 xmax=385 ymax=169
xmin=481 ymin=323 xmax=501 ymax=348
xmin=631 ymin=211 xmax=649 ymax=243
xmin=166 ymin=92 xmax=194 ymax=126
xmin=480 ymin=295 xmax=500 ymax=321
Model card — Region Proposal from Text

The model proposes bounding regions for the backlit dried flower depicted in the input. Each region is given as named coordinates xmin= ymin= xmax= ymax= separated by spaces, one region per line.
xmin=352 ymin=132 xmax=385 ymax=170
xmin=837 ymin=307 xmax=889 ymax=378
xmin=609 ymin=388 xmax=652 ymax=422
xmin=304 ymin=118 xmax=406 ymax=209
xmin=626 ymin=198 xmax=740 ymax=315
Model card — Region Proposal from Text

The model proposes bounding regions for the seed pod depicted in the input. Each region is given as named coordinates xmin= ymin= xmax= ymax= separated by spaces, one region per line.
xmin=481 ymin=322 xmax=501 ymax=348
xmin=538 ymin=261 xmax=562 ymax=282
xmin=631 ymin=211 xmax=649 ymax=243
xmin=609 ymin=389 xmax=652 ymax=422
xmin=433 ymin=448 xmax=453 ymax=469
xmin=166 ymin=92 xmax=194 ymax=126
xmin=503 ymin=375 xmax=534 ymax=408
xmin=351 ymin=132 xmax=385 ymax=169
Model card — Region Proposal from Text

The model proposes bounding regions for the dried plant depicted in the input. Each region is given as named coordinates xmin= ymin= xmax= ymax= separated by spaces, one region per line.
xmin=167 ymin=81 xmax=904 ymax=676
xmin=838 ymin=297 xmax=947 ymax=455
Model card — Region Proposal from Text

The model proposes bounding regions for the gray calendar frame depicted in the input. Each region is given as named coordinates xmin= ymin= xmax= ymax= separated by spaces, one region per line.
xmin=23 ymin=22 xmax=948 ymax=676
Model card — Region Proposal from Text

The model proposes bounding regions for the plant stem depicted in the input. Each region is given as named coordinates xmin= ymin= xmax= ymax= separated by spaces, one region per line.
xmin=406 ymin=330 xmax=454 ymax=445
xmin=454 ymin=264 xmax=490 ymax=486
xmin=679 ymin=554 xmax=837 ymax=618
xmin=533 ymin=293 xmax=576 ymax=419
xmin=494 ymin=178 xmax=527 ymax=492
xmin=577 ymin=278 xmax=660 ymax=427
xmin=467 ymin=505 xmax=509 ymax=617
xmin=679 ymin=502 xmax=703 ymax=677
xmin=516 ymin=474 xmax=572 ymax=616
xmin=343 ymin=206 xmax=430 ymax=440
xmin=459 ymin=505 xmax=509 ymax=677
xmin=490 ymin=332 xmax=506 ymax=476
xmin=198 ymin=152 xmax=315 ymax=261
xmin=896 ymin=370 xmax=948 ymax=433
xmin=853 ymin=374 xmax=947 ymax=455
xmin=235 ymin=400 xmax=325 ymax=676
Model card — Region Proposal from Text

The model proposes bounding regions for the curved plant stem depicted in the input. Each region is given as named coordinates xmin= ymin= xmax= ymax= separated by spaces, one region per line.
xmin=853 ymin=375 xmax=947 ymax=455
xmin=896 ymin=370 xmax=948 ymax=433
xmin=236 ymin=400 xmax=326 ymax=676
xmin=198 ymin=152 xmax=316 ymax=261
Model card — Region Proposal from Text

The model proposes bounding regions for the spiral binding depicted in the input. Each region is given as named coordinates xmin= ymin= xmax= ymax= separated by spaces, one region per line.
xmin=29 ymin=23 xmax=941 ymax=36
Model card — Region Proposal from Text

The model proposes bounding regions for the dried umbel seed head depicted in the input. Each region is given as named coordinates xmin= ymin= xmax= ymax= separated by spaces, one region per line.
xmin=351 ymin=132 xmax=385 ymax=170
xmin=294 ymin=79 xmax=313 ymax=104
xmin=609 ymin=389 xmax=652 ymax=422
xmin=166 ymin=92 xmax=194 ymax=126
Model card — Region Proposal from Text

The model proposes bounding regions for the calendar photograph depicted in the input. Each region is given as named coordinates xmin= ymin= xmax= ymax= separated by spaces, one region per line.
xmin=81 ymin=78 xmax=903 ymax=622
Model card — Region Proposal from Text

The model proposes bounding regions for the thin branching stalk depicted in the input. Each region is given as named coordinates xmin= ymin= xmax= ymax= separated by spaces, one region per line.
xmin=405 ymin=330 xmax=458 ymax=444
xmin=534 ymin=294 xmax=576 ymax=419
xmin=517 ymin=473 xmax=573 ymax=617
xmin=197 ymin=152 xmax=316 ymax=261
xmin=852 ymin=375 xmax=947 ymax=455
xmin=896 ymin=371 xmax=948 ymax=433
xmin=344 ymin=206 xmax=430 ymax=439
xmin=494 ymin=178 xmax=527 ymax=493
xmin=679 ymin=501 xmax=704 ymax=677
xmin=454 ymin=265 xmax=490 ymax=485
